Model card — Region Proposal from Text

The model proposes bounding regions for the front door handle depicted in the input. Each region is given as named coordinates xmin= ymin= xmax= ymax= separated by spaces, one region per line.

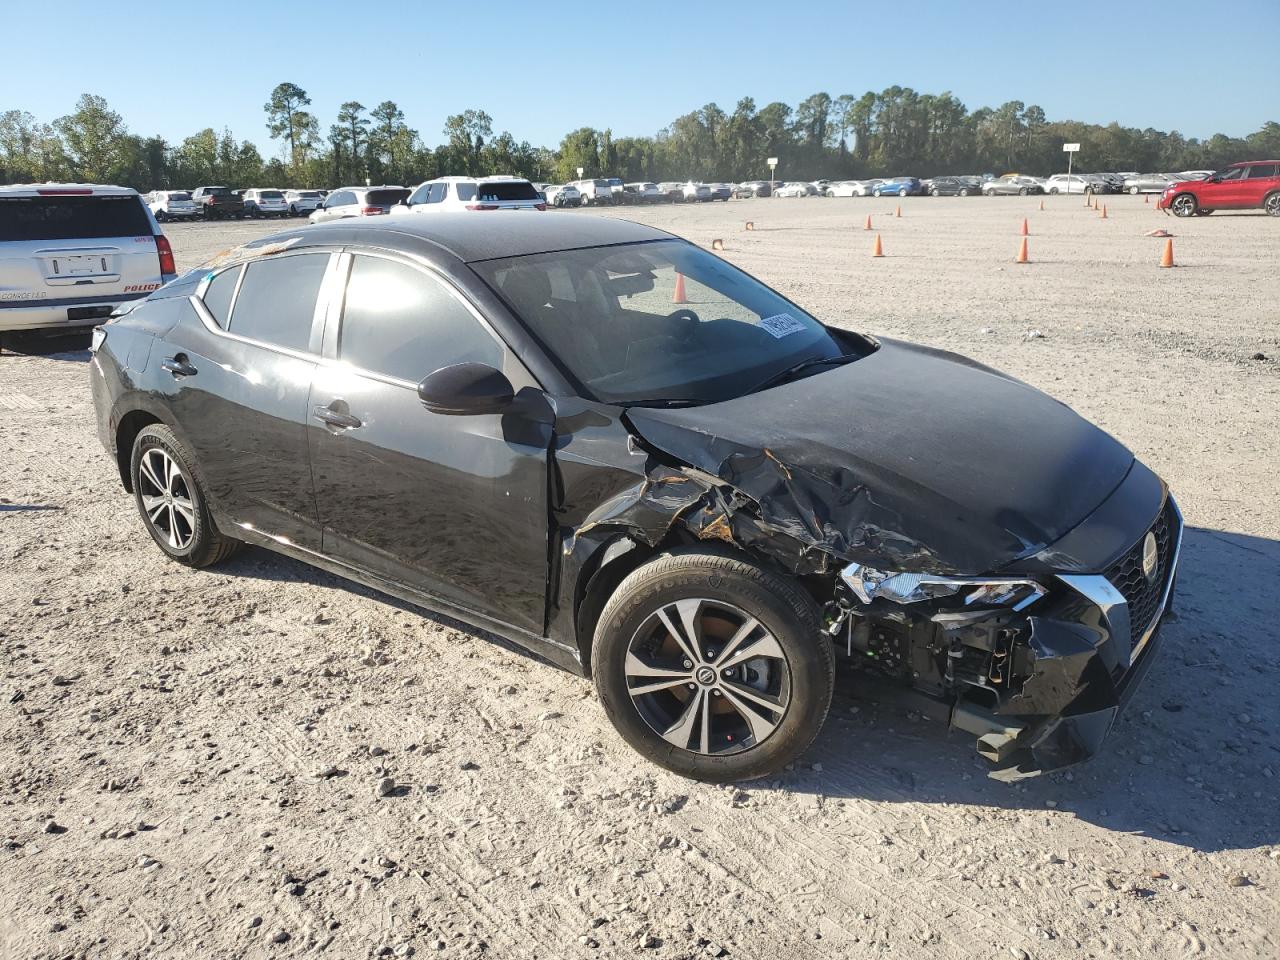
xmin=312 ymin=404 xmax=362 ymax=430
xmin=160 ymin=355 xmax=197 ymax=378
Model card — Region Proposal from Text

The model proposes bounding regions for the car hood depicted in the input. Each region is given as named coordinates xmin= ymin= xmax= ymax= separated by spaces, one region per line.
xmin=624 ymin=338 xmax=1134 ymax=575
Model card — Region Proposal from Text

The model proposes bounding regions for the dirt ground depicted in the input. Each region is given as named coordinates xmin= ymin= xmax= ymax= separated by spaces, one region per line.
xmin=2 ymin=195 xmax=1278 ymax=960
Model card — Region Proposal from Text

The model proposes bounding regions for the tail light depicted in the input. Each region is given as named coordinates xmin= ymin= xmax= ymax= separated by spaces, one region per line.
xmin=534 ymin=202 xmax=547 ymax=211
xmin=155 ymin=234 xmax=175 ymax=275
xmin=464 ymin=204 xmax=500 ymax=211
xmin=36 ymin=187 xmax=93 ymax=195
xmin=361 ymin=206 xmax=385 ymax=215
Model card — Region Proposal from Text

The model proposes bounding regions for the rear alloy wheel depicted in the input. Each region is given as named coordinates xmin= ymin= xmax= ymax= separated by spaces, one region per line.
xmin=1130 ymin=186 xmax=1141 ymax=195
xmin=1019 ymin=187 xmax=1029 ymax=196
xmin=1170 ymin=194 xmax=1198 ymax=218
xmin=592 ymin=549 xmax=834 ymax=782
xmin=131 ymin=424 xmax=240 ymax=568
xmin=1265 ymin=192 xmax=1280 ymax=216
xmin=959 ymin=188 xmax=970 ymax=196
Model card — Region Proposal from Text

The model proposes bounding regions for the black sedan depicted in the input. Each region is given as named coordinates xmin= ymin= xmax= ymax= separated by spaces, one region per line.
xmin=89 ymin=215 xmax=1181 ymax=783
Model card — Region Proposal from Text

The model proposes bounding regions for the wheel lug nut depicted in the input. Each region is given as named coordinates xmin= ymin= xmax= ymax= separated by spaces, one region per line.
xmin=687 ymin=683 xmax=696 ymax=690
xmin=683 ymin=660 xmax=693 ymax=669
xmin=712 ymin=689 xmax=721 ymax=697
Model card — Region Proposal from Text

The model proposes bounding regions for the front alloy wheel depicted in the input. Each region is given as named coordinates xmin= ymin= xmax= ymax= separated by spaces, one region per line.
xmin=625 ymin=598 xmax=791 ymax=756
xmin=592 ymin=549 xmax=834 ymax=782
xmin=1171 ymin=194 xmax=1198 ymax=217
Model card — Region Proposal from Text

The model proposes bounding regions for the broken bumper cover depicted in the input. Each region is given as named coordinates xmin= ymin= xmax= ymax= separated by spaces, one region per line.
xmin=956 ymin=497 xmax=1184 ymax=780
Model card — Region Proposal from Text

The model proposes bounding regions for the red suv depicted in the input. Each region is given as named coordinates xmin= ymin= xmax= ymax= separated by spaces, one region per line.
xmin=1159 ymin=161 xmax=1280 ymax=217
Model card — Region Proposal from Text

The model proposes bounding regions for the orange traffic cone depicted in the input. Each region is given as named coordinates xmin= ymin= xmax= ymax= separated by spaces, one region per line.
xmin=895 ymin=204 xmax=902 ymax=218
xmin=1159 ymin=238 xmax=1174 ymax=268
xmin=1015 ymin=237 xmax=1029 ymax=264
xmin=1020 ymin=218 xmax=1029 ymax=236
xmin=711 ymin=238 xmax=724 ymax=251
xmin=1144 ymin=195 xmax=1150 ymax=204
xmin=864 ymin=214 xmax=873 ymax=231
xmin=672 ymin=272 xmax=688 ymax=303
xmin=1099 ymin=204 xmax=1108 ymax=219
xmin=1039 ymin=199 xmax=1045 ymax=212
xmin=744 ymin=221 xmax=754 ymax=231
xmin=872 ymin=234 xmax=884 ymax=257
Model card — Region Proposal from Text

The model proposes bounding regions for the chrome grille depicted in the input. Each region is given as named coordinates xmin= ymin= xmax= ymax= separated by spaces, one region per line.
xmin=1103 ymin=499 xmax=1177 ymax=649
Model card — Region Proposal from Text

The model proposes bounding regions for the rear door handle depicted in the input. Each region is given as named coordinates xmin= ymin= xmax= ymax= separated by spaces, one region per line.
xmin=160 ymin=355 xmax=197 ymax=378
xmin=312 ymin=405 xmax=362 ymax=429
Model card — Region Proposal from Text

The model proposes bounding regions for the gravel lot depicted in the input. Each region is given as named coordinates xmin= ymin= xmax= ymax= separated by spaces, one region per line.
xmin=2 ymin=195 xmax=1278 ymax=959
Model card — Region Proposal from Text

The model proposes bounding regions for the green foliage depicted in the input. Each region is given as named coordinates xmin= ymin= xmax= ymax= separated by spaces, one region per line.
xmin=1 ymin=86 xmax=1275 ymax=192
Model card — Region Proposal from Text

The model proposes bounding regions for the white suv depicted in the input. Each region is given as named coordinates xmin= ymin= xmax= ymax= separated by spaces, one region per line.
xmin=144 ymin=190 xmax=198 ymax=222
xmin=283 ymin=189 xmax=324 ymax=216
xmin=570 ymin=179 xmax=615 ymax=206
xmin=241 ymin=188 xmax=290 ymax=218
xmin=0 ymin=183 xmax=176 ymax=334
xmin=308 ymin=186 xmax=411 ymax=223
xmin=394 ymin=176 xmax=545 ymax=214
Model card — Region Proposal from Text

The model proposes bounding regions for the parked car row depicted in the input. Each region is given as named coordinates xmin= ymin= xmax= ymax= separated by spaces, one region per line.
xmin=764 ymin=169 xmax=1222 ymax=200
xmin=144 ymin=187 xmax=330 ymax=220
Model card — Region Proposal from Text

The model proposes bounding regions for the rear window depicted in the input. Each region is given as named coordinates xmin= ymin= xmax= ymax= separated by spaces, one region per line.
xmin=366 ymin=189 xmax=410 ymax=206
xmin=260 ymin=190 xmax=284 ymax=200
xmin=167 ymin=192 xmax=192 ymax=201
xmin=477 ymin=181 xmax=540 ymax=202
xmin=205 ymin=187 xmax=231 ymax=196
xmin=0 ymin=195 xmax=152 ymax=242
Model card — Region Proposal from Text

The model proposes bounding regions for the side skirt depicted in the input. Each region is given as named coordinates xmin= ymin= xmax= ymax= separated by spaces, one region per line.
xmin=231 ymin=522 xmax=585 ymax=676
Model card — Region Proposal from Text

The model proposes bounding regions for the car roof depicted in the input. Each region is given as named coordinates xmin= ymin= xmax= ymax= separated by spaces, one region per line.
xmin=0 ymin=182 xmax=139 ymax=197
xmin=1228 ymin=160 xmax=1280 ymax=166
xmin=285 ymin=212 xmax=676 ymax=263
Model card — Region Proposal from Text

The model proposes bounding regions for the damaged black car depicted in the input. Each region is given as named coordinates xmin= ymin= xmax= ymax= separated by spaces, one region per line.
xmin=89 ymin=214 xmax=1181 ymax=783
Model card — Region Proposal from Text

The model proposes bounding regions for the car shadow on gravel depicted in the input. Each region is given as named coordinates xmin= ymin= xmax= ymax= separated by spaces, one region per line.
xmin=0 ymin=331 xmax=92 ymax=360
xmin=214 ymin=527 xmax=1277 ymax=855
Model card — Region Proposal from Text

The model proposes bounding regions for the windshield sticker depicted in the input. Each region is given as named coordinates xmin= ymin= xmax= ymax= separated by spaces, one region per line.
xmin=760 ymin=313 xmax=806 ymax=339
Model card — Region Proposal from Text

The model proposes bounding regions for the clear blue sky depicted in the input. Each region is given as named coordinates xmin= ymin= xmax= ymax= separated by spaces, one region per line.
xmin=7 ymin=0 xmax=1277 ymax=156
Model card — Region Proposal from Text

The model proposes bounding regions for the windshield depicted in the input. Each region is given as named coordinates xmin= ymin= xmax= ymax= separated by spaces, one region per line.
xmin=474 ymin=239 xmax=855 ymax=405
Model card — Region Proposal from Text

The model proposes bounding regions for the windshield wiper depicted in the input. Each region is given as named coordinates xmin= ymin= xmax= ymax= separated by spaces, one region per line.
xmin=620 ymin=397 xmax=709 ymax=408
xmin=747 ymin=352 xmax=861 ymax=395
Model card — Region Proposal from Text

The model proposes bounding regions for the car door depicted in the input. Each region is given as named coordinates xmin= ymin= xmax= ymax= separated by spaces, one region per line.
xmin=162 ymin=250 xmax=337 ymax=550
xmin=307 ymin=250 xmax=551 ymax=634
xmin=1241 ymin=163 xmax=1279 ymax=207
xmin=1199 ymin=166 xmax=1246 ymax=208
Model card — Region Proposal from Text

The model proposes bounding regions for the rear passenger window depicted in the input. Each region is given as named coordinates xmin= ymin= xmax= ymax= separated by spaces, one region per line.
xmin=1246 ymin=164 xmax=1277 ymax=179
xmin=340 ymin=255 xmax=503 ymax=383
xmin=455 ymin=183 xmax=477 ymax=202
xmin=227 ymin=254 xmax=329 ymax=352
xmin=202 ymin=265 xmax=242 ymax=328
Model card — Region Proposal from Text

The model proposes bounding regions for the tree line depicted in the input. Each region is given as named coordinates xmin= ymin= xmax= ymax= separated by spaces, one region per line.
xmin=3 ymin=84 xmax=1277 ymax=191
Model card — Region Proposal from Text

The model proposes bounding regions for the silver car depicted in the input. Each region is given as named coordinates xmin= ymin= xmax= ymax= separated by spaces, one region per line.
xmin=0 ymin=183 xmax=176 ymax=334
xmin=1123 ymin=173 xmax=1181 ymax=194
xmin=543 ymin=184 xmax=583 ymax=207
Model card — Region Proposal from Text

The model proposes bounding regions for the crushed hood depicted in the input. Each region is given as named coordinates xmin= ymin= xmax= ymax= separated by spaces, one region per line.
xmin=624 ymin=338 xmax=1134 ymax=574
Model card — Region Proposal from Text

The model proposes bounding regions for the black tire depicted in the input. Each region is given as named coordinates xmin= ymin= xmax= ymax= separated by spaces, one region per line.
xmin=1129 ymin=186 xmax=1140 ymax=195
xmin=959 ymin=188 xmax=970 ymax=196
xmin=930 ymin=188 xmax=940 ymax=197
xmin=591 ymin=548 xmax=834 ymax=783
xmin=1019 ymin=187 xmax=1028 ymax=196
xmin=1264 ymin=192 xmax=1280 ymax=217
xmin=1049 ymin=187 xmax=1059 ymax=194
xmin=130 ymin=424 xmax=241 ymax=568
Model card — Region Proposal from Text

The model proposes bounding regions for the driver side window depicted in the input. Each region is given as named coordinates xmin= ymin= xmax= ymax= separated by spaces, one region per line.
xmin=1218 ymin=167 xmax=1245 ymax=182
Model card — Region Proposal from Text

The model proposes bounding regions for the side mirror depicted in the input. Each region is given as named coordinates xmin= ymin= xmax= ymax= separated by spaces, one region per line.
xmin=417 ymin=362 xmax=514 ymax=416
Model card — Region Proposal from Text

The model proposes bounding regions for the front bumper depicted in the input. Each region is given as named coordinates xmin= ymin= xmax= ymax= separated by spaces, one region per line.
xmin=954 ymin=497 xmax=1183 ymax=780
